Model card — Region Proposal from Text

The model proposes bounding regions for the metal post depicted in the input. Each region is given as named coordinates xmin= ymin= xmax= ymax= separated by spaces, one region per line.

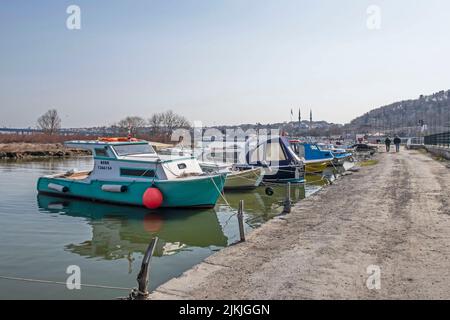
xmin=223 ymin=135 xmax=227 ymax=164
xmin=130 ymin=237 xmax=158 ymax=300
xmin=282 ymin=182 xmax=292 ymax=214
xmin=238 ymin=200 xmax=246 ymax=242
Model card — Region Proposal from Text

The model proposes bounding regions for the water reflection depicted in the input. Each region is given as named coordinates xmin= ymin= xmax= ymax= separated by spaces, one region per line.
xmin=224 ymin=183 xmax=306 ymax=212
xmin=37 ymin=195 xmax=228 ymax=261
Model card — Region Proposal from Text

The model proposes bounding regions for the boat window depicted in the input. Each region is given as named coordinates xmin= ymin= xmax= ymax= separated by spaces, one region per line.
xmin=250 ymin=143 xmax=266 ymax=163
xmin=266 ymin=142 xmax=286 ymax=161
xmin=120 ymin=168 xmax=155 ymax=178
xmin=113 ymin=144 xmax=156 ymax=156
xmin=177 ymin=163 xmax=187 ymax=169
xmin=250 ymin=141 xmax=286 ymax=163
xmin=291 ymin=144 xmax=305 ymax=158
xmin=95 ymin=148 xmax=110 ymax=157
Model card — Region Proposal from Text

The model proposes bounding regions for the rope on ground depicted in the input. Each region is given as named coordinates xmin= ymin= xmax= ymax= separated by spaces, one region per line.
xmin=0 ymin=275 xmax=132 ymax=291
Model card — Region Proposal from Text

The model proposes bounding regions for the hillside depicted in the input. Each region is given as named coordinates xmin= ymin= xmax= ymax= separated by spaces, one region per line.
xmin=347 ymin=90 xmax=450 ymax=136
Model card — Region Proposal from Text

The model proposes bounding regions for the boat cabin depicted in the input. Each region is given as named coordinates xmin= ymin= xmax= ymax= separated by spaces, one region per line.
xmin=64 ymin=139 xmax=204 ymax=182
xmin=289 ymin=140 xmax=334 ymax=161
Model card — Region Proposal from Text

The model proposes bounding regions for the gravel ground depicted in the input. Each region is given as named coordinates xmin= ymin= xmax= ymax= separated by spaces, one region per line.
xmin=149 ymin=148 xmax=450 ymax=300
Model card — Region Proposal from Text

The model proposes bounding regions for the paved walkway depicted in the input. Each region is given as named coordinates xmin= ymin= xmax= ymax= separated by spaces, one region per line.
xmin=149 ymin=149 xmax=450 ymax=300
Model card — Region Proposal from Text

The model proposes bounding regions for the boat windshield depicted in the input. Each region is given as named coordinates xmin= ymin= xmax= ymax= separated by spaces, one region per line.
xmin=113 ymin=144 xmax=156 ymax=156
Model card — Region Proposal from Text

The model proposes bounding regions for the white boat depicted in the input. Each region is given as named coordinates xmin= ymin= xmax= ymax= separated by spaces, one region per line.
xmin=37 ymin=138 xmax=227 ymax=209
xmin=199 ymin=162 xmax=263 ymax=191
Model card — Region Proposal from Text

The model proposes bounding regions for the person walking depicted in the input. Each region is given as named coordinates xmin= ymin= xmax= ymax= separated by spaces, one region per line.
xmin=385 ymin=137 xmax=392 ymax=152
xmin=394 ymin=135 xmax=401 ymax=153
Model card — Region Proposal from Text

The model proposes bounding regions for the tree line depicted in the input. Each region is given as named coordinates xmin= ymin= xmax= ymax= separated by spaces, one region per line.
xmin=36 ymin=109 xmax=191 ymax=140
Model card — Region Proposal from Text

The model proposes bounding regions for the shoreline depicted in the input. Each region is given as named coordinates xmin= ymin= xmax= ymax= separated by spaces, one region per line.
xmin=0 ymin=143 xmax=90 ymax=160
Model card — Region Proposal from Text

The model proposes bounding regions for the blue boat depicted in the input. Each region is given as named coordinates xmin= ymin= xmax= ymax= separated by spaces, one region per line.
xmin=317 ymin=143 xmax=353 ymax=165
xmin=289 ymin=140 xmax=335 ymax=173
xmin=244 ymin=136 xmax=305 ymax=183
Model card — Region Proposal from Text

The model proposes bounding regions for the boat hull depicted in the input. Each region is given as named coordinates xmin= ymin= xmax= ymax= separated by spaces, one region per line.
xmin=37 ymin=174 xmax=226 ymax=209
xmin=262 ymin=165 xmax=305 ymax=183
xmin=305 ymin=161 xmax=331 ymax=173
xmin=224 ymin=167 xmax=263 ymax=190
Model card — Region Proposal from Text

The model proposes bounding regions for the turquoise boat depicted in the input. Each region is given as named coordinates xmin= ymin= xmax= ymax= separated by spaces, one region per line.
xmin=37 ymin=139 xmax=227 ymax=209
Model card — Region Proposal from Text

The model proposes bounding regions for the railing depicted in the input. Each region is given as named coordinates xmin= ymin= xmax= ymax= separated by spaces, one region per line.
xmin=424 ymin=132 xmax=450 ymax=148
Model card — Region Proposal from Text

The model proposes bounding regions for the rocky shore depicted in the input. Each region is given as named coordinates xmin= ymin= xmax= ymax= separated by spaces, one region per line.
xmin=0 ymin=143 xmax=90 ymax=160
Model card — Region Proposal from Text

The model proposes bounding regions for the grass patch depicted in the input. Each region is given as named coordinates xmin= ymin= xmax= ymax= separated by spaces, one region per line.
xmin=359 ymin=159 xmax=379 ymax=167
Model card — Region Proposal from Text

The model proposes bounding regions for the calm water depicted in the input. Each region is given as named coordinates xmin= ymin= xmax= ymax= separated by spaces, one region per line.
xmin=0 ymin=157 xmax=327 ymax=299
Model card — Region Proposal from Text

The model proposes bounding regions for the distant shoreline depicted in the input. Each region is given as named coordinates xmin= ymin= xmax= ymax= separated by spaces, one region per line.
xmin=0 ymin=143 xmax=90 ymax=160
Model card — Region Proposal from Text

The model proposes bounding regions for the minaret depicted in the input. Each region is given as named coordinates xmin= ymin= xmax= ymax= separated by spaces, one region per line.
xmin=298 ymin=108 xmax=301 ymax=127
xmin=310 ymin=109 xmax=313 ymax=128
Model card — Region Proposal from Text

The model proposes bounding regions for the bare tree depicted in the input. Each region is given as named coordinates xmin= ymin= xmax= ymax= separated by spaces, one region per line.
xmin=37 ymin=109 xmax=61 ymax=135
xmin=117 ymin=116 xmax=146 ymax=135
xmin=160 ymin=110 xmax=190 ymax=136
xmin=148 ymin=113 xmax=163 ymax=135
xmin=148 ymin=111 xmax=190 ymax=137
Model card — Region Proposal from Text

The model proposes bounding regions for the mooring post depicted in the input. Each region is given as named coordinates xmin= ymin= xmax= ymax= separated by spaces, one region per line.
xmin=282 ymin=182 xmax=292 ymax=214
xmin=238 ymin=200 xmax=246 ymax=242
xmin=130 ymin=237 xmax=158 ymax=300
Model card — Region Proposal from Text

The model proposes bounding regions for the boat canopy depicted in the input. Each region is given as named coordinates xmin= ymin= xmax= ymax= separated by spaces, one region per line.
xmin=246 ymin=136 xmax=302 ymax=165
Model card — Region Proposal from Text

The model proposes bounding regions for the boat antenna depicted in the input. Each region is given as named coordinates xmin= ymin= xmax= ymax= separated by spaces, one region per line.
xmin=128 ymin=124 xmax=132 ymax=141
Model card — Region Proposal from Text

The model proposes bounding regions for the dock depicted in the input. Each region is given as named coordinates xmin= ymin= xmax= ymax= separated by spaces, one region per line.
xmin=148 ymin=149 xmax=450 ymax=300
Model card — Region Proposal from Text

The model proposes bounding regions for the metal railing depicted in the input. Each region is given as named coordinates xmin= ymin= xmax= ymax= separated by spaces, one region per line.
xmin=424 ymin=131 xmax=450 ymax=148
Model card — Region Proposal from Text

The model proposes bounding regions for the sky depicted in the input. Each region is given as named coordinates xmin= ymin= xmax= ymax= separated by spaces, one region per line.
xmin=1 ymin=0 xmax=450 ymax=128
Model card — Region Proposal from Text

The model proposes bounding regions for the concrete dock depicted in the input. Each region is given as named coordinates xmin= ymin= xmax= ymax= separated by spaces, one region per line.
xmin=149 ymin=149 xmax=450 ymax=300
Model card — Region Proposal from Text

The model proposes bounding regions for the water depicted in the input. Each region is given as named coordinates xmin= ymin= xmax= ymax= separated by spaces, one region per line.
xmin=0 ymin=157 xmax=326 ymax=299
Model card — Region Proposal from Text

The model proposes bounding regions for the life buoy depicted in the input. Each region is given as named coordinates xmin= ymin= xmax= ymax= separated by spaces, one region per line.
xmin=98 ymin=137 xmax=139 ymax=142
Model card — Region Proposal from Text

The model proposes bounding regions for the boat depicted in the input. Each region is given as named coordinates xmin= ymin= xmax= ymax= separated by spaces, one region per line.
xmin=36 ymin=138 xmax=227 ymax=209
xmin=199 ymin=162 xmax=264 ymax=190
xmin=316 ymin=143 xmax=353 ymax=166
xmin=159 ymin=146 xmax=264 ymax=190
xmin=245 ymin=136 xmax=305 ymax=183
xmin=289 ymin=140 xmax=334 ymax=173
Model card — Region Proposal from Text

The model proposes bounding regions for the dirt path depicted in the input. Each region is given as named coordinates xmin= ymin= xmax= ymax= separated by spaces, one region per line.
xmin=149 ymin=149 xmax=450 ymax=300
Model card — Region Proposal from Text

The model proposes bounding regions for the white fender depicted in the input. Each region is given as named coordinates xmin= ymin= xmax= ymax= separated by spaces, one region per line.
xmin=48 ymin=183 xmax=69 ymax=193
xmin=101 ymin=184 xmax=127 ymax=193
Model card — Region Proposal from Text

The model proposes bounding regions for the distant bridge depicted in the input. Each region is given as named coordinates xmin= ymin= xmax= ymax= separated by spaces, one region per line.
xmin=0 ymin=128 xmax=42 ymax=134
xmin=0 ymin=127 xmax=111 ymax=136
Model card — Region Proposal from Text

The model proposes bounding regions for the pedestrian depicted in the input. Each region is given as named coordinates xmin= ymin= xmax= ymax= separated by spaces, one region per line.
xmin=394 ymin=135 xmax=401 ymax=153
xmin=385 ymin=137 xmax=392 ymax=152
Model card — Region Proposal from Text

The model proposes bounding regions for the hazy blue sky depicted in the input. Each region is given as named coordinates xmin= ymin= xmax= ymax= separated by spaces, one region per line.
xmin=1 ymin=0 xmax=450 ymax=128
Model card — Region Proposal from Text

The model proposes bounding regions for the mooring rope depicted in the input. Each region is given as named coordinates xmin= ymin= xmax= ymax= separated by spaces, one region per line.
xmin=0 ymin=275 xmax=131 ymax=291
xmin=209 ymin=175 xmax=232 ymax=208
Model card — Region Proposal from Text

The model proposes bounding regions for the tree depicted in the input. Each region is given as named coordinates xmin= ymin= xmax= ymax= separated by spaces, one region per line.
xmin=37 ymin=109 xmax=61 ymax=135
xmin=163 ymin=110 xmax=190 ymax=132
xmin=149 ymin=110 xmax=190 ymax=137
xmin=117 ymin=116 xmax=146 ymax=135
xmin=148 ymin=113 xmax=163 ymax=135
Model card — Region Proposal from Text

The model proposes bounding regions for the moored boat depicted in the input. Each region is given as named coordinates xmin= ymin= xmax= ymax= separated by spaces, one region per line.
xmin=317 ymin=143 xmax=353 ymax=166
xmin=289 ymin=140 xmax=334 ymax=173
xmin=246 ymin=136 xmax=305 ymax=183
xmin=199 ymin=162 xmax=264 ymax=190
xmin=36 ymin=138 xmax=227 ymax=209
